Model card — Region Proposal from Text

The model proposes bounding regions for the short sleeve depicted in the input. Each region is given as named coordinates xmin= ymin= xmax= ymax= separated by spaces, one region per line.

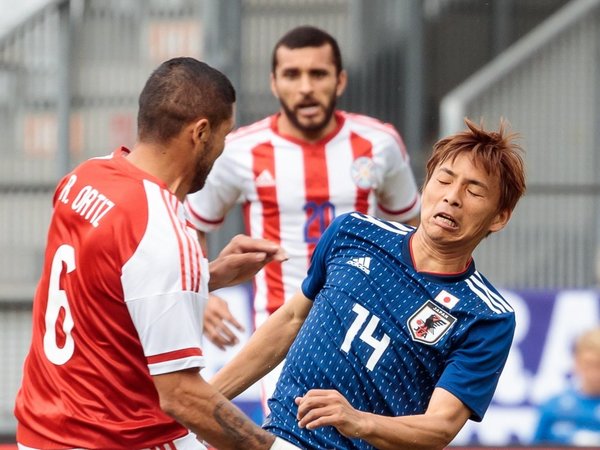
xmin=436 ymin=313 xmax=516 ymax=421
xmin=122 ymin=182 xmax=208 ymax=375
xmin=374 ymin=129 xmax=421 ymax=222
xmin=126 ymin=290 xmax=206 ymax=375
xmin=301 ymin=213 xmax=348 ymax=300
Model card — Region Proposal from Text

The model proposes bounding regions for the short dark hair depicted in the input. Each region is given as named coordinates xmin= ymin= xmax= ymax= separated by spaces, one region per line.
xmin=425 ymin=118 xmax=526 ymax=214
xmin=137 ymin=57 xmax=236 ymax=143
xmin=271 ymin=25 xmax=343 ymax=74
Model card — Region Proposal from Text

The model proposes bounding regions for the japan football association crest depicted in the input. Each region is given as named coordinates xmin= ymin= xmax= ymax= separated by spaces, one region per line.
xmin=408 ymin=300 xmax=456 ymax=345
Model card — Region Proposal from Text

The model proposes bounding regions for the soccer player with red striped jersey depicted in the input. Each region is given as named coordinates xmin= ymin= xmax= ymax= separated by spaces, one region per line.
xmin=185 ymin=26 xmax=421 ymax=408
xmin=14 ymin=58 xmax=296 ymax=450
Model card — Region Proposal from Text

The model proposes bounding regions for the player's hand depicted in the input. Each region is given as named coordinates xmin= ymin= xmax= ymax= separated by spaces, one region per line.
xmin=208 ymin=234 xmax=288 ymax=291
xmin=295 ymin=389 xmax=367 ymax=439
xmin=203 ymin=294 xmax=245 ymax=350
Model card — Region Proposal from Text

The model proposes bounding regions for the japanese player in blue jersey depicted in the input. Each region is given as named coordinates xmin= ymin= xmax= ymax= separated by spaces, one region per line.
xmin=211 ymin=118 xmax=527 ymax=450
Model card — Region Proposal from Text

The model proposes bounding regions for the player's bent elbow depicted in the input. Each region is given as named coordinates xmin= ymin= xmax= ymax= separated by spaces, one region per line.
xmin=156 ymin=388 xmax=184 ymax=419
xmin=434 ymin=434 xmax=455 ymax=450
xmin=153 ymin=370 xmax=201 ymax=422
xmin=427 ymin=422 xmax=463 ymax=450
xmin=400 ymin=422 xmax=461 ymax=450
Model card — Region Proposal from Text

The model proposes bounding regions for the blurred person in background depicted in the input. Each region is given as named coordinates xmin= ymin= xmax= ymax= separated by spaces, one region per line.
xmin=185 ymin=25 xmax=421 ymax=413
xmin=532 ymin=327 xmax=600 ymax=446
xmin=13 ymin=57 xmax=298 ymax=450
xmin=209 ymin=118 xmax=526 ymax=449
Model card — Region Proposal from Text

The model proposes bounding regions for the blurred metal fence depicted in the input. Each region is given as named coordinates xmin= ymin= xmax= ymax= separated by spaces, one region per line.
xmin=440 ymin=0 xmax=600 ymax=289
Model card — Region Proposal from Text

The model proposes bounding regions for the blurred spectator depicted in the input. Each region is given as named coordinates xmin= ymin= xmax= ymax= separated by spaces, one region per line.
xmin=532 ymin=327 xmax=600 ymax=446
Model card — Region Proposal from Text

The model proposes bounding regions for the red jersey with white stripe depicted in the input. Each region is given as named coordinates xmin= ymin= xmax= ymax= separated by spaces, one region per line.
xmin=15 ymin=148 xmax=208 ymax=449
xmin=185 ymin=111 xmax=420 ymax=324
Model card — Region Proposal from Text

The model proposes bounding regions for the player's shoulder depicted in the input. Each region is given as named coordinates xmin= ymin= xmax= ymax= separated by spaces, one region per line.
xmin=340 ymin=111 xmax=400 ymax=138
xmin=224 ymin=116 xmax=274 ymax=149
xmin=53 ymin=152 xmax=152 ymax=245
xmin=65 ymin=151 xmax=125 ymax=193
xmin=340 ymin=111 xmax=405 ymax=152
xmin=462 ymin=270 xmax=516 ymax=318
xmin=76 ymin=150 xmax=171 ymax=216
xmin=71 ymin=151 xmax=117 ymax=175
xmin=338 ymin=211 xmax=414 ymax=236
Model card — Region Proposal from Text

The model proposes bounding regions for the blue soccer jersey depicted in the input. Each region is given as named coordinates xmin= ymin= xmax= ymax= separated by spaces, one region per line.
xmin=264 ymin=212 xmax=516 ymax=450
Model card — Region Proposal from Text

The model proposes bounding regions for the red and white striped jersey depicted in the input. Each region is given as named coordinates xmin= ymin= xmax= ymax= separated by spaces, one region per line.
xmin=185 ymin=111 xmax=420 ymax=324
xmin=15 ymin=148 xmax=208 ymax=449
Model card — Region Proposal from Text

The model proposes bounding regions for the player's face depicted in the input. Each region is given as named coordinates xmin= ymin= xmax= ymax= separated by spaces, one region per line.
xmin=576 ymin=347 xmax=600 ymax=396
xmin=271 ymin=44 xmax=347 ymax=140
xmin=190 ymin=112 xmax=235 ymax=193
xmin=419 ymin=152 xmax=510 ymax=251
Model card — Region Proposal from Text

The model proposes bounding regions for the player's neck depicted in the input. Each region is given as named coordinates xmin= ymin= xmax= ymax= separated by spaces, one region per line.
xmin=409 ymin=231 xmax=474 ymax=274
xmin=127 ymin=141 xmax=190 ymax=201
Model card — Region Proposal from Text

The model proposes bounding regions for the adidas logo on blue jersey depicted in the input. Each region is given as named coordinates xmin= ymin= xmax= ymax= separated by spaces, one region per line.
xmin=347 ymin=256 xmax=371 ymax=274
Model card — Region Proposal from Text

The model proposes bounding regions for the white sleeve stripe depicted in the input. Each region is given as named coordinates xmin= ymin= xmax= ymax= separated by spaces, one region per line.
xmin=466 ymin=275 xmax=513 ymax=314
xmin=465 ymin=278 xmax=504 ymax=314
xmin=472 ymin=271 xmax=513 ymax=312
xmin=387 ymin=220 xmax=414 ymax=233
xmin=350 ymin=212 xmax=409 ymax=235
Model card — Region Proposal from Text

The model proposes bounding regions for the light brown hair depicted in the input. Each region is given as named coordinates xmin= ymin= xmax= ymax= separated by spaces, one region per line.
xmin=424 ymin=118 xmax=526 ymax=213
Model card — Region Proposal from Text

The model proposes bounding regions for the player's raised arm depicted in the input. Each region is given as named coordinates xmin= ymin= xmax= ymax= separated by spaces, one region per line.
xmin=211 ymin=291 xmax=313 ymax=400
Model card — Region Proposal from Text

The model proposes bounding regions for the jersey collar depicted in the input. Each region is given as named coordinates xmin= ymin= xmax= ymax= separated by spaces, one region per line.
xmin=111 ymin=147 xmax=169 ymax=191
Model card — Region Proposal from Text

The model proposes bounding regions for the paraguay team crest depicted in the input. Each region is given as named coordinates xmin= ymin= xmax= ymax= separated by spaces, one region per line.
xmin=408 ymin=300 xmax=456 ymax=345
xmin=350 ymin=157 xmax=378 ymax=190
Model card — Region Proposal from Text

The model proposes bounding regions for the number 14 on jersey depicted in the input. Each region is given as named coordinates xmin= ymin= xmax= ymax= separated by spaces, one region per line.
xmin=341 ymin=303 xmax=390 ymax=371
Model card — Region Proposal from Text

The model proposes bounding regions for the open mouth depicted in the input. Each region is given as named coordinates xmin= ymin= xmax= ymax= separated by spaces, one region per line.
xmin=434 ymin=213 xmax=457 ymax=228
xmin=296 ymin=103 xmax=321 ymax=116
